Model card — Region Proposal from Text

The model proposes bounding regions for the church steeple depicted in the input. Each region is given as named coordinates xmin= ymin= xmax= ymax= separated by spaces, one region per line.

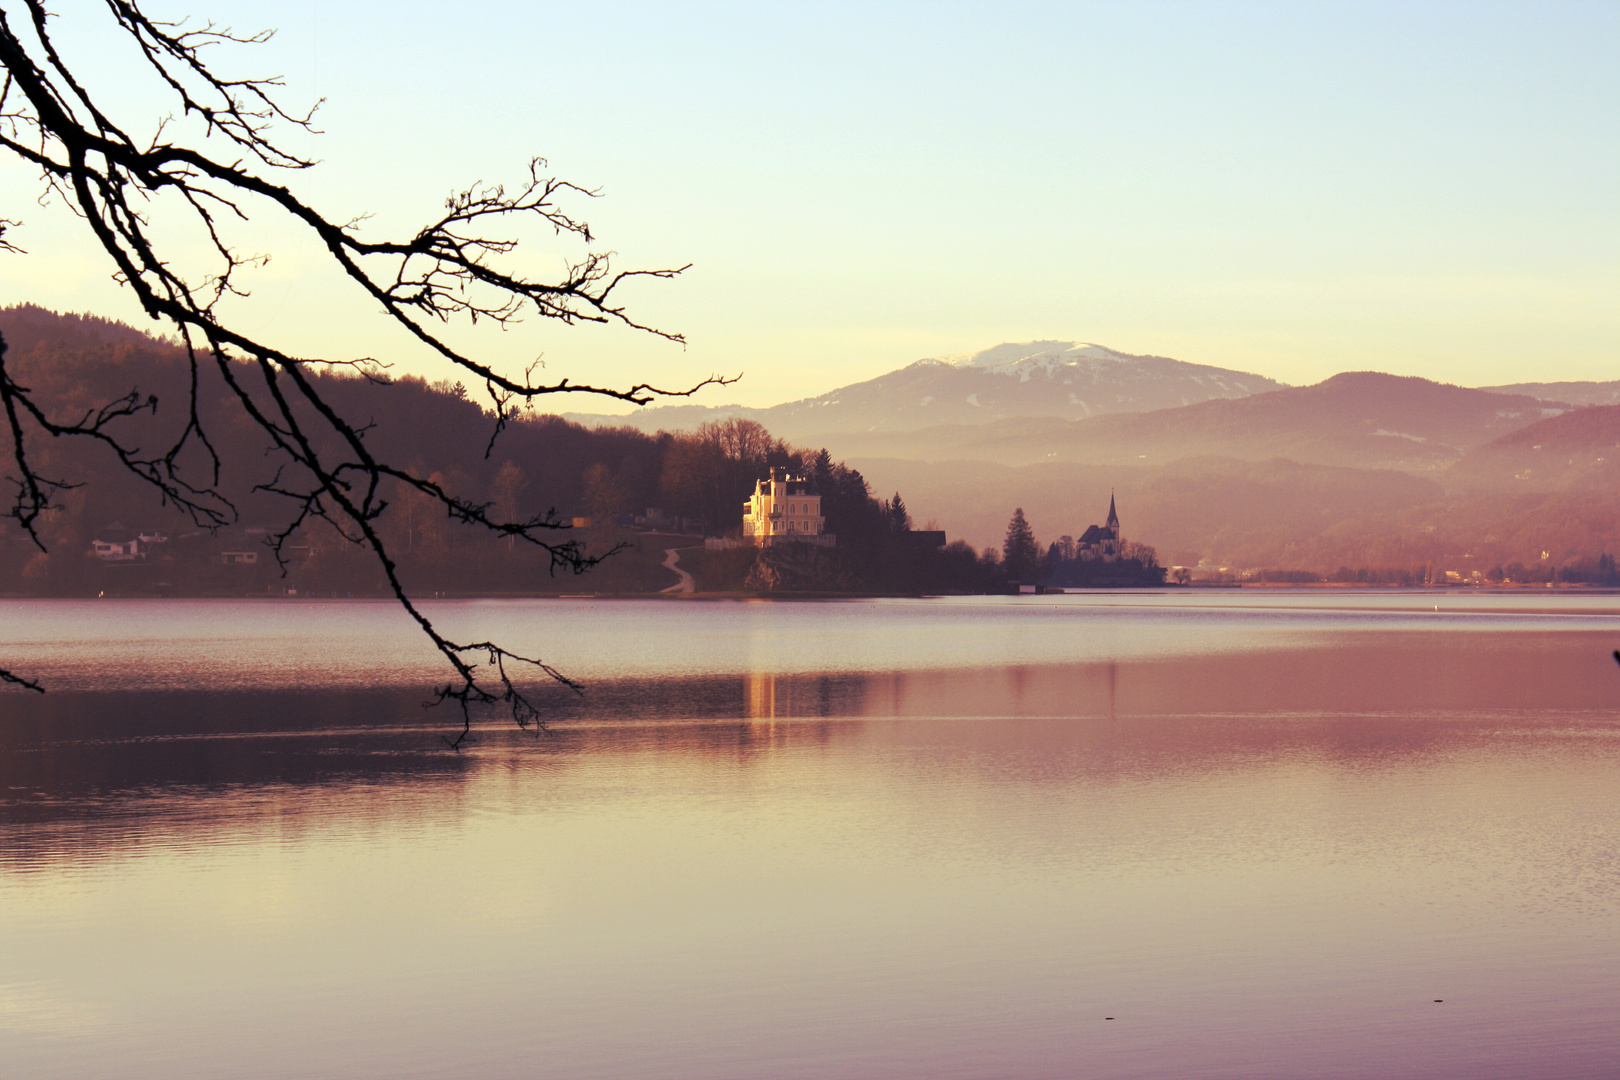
xmin=1105 ymin=490 xmax=1119 ymax=533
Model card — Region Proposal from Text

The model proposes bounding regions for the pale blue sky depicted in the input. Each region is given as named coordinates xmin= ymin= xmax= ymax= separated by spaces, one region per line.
xmin=4 ymin=1 xmax=1616 ymax=408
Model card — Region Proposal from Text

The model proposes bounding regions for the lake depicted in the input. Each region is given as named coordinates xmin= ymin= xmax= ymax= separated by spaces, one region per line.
xmin=3 ymin=592 xmax=1619 ymax=1078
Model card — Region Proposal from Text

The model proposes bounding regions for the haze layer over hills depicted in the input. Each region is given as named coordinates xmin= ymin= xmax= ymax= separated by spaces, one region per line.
xmin=822 ymin=361 xmax=1620 ymax=572
xmin=577 ymin=338 xmax=1620 ymax=575
xmin=832 ymin=373 xmax=1564 ymax=472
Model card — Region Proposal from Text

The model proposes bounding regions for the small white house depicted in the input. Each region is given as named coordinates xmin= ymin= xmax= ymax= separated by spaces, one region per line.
xmin=90 ymin=537 xmax=140 ymax=561
xmin=89 ymin=523 xmax=145 ymax=561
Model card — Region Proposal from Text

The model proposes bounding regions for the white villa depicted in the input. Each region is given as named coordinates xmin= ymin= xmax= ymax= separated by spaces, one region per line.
xmin=742 ymin=468 xmax=834 ymax=547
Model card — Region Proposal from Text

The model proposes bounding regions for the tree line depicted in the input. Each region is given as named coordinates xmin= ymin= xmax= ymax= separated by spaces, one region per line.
xmin=1213 ymin=558 xmax=1620 ymax=586
xmin=996 ymin=507 xmax=1167 ymax=587
xmin=0 ymin=306 xmax=1010 ymax=595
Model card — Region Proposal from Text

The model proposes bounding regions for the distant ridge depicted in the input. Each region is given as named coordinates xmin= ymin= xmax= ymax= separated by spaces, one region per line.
xmin=825 ymin=372 xmax=1568 ymax=472
xmin=1481 ymin=380 xmax=1620 ymax=408
xmin=1450 ymin=404 xmax=1620 ymax=491
xmin=0 ymin=302 xmax=176 ymax=357
xmin=562 ymin=341 xmax=1285 ymax=439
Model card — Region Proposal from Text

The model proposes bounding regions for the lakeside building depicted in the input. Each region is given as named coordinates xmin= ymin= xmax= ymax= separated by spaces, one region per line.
xmin=743 ymin=468 xmax=835 ymax=547
xmin=1076 ymin=493 xmax=1122 ymax=561
xmin=89 ymin=523 xmax=168 ymax=561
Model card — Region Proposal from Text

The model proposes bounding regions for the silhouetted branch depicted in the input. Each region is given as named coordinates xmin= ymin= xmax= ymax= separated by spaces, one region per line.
xmin=0 ymin=665 xmax=43 ymax=692
xmin=0 ymin=2 xmax=721 ymax=730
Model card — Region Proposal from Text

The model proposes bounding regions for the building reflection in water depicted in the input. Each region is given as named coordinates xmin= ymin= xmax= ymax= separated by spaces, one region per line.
xmin=7 ymin=631 xmax=1620 ymax=872
xmin=746 ymin=670 xmax=780 ymax=721
xmin=745 ymin=669 xmax=875 ymax=723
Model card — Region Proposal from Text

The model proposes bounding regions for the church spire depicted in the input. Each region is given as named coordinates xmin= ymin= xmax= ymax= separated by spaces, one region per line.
xmin=1105 ymin=489 xmax=1119 ymax=531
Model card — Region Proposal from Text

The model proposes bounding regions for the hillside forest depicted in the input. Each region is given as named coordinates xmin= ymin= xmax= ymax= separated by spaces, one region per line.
xmin=2 ymin=306 xmax=1132 ymax=596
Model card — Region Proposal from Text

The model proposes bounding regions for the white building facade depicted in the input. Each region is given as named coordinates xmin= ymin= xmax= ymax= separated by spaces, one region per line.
xmin=742 ymin=468 xmax=834 ymax=547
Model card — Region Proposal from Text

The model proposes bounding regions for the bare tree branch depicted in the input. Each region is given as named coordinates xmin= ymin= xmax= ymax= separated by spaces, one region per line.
xmin=0 ymin=664 xmax=43 ymax=692
xmin=0 ymin=1 xmax=729 ymax=741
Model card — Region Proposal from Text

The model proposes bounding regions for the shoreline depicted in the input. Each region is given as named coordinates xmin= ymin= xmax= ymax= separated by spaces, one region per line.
xmin=7 ymin=581 xmax=1620 ymax=602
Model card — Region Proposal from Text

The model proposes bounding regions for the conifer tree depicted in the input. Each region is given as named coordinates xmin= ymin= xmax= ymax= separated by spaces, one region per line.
xmin=813 ymin=449 xmax=834 ymax=481
xmin=1002 ymin=508 xmax=1040 ymax=582
xmin=887 ymin=493 xmax=912 ymax=533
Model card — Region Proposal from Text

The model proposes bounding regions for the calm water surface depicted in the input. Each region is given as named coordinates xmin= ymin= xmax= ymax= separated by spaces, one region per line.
xmin=2 ymin=592 xmax=1619 ymax=1078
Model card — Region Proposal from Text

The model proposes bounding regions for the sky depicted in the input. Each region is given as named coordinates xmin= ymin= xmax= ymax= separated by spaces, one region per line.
xmin=3 ymin=0 xmax=1617 ymax=411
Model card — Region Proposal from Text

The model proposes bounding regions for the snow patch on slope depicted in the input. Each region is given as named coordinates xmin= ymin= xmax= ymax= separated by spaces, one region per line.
xmin=937 ymin=341 xmax=1133 ymax=373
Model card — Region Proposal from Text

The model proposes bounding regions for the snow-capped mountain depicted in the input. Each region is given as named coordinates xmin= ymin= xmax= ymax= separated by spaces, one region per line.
xmin=933 ymin=341 xmax=1275 ymax=409
xmin=563 ymin=342 xmax=1285 ymax=439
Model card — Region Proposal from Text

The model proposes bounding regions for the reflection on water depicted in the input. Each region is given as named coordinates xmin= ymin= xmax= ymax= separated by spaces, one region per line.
xmin=8 ymin=591 xmax=1620 ymax=690
xmin=2 ymin=597 xmax=1620 ymax=1078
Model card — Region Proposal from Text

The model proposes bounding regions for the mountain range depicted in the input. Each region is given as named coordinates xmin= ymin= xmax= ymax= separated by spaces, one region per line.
xmin=567 ymin=342 xmax=1620 ymax=570
xmin=565 ymin=342 xmax=1286 ymax=438
xmin=835 ymin=379 xmax=1620 ymax=569
xmin=827 ymin=372 xmax=1567 ymax=472
xmin=568 ymin=340 xmax=1610 ymax=452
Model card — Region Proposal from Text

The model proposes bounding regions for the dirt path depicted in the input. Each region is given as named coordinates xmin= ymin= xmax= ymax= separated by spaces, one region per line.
xmin=660 ymin=547 xmax=695 ymax=594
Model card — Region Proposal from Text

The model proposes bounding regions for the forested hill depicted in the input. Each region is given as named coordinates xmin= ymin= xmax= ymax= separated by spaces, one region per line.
xmin=0 ymin=304 xmax=175 ymax=357
xmin=0 ymin=305 xmax=954 ymax=596
xmin=0 ymin=303 xmax=672 ymax=540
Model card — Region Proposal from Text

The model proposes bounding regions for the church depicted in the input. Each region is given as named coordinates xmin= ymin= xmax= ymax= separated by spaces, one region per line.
xmin=1075 ymin=493 xmax=1122 ymax=561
